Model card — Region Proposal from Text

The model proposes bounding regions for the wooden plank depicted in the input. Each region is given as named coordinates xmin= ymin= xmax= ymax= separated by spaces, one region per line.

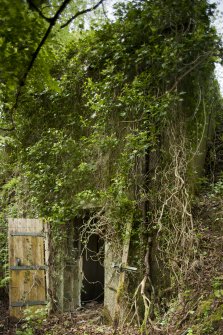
xmin=10 ymin=270 xmax=46 ymax=301
xmin=8 ymin=218 xmax=48 ymax=318
xmin=10 ymin=236 xmax=44 ymax=266
xmin=8 ymin=218 xmax=44 ymax=233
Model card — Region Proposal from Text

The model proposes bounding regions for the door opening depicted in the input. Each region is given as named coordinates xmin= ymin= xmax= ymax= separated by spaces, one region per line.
xmin=81 ymin=234 xmax=104 ymax=303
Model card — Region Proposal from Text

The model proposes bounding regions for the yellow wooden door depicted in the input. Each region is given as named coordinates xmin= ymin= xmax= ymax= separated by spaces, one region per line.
xmin=8 ymin=219 xmax=48 ymax=318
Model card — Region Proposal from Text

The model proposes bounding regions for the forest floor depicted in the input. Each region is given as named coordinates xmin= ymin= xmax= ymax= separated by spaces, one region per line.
xmin=0 ymin=301 xmax=140 ymax=335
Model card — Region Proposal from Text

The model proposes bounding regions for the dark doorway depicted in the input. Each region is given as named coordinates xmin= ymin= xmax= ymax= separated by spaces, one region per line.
xmin=81 ymin=234 xmax=104 ymax=303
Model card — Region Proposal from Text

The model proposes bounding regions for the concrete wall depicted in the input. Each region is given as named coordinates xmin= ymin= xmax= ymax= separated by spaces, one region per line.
xmin=104 ymin=242 xmax=121 ymax=319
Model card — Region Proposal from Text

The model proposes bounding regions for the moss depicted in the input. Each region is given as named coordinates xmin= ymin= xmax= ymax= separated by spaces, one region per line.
xmin=197 ymin=299 xmax=213 ymax=318
xmin=101 ymin=306 xmax=113 ymax=325
xmin=190 ymin=298 xmax=223 ymax=334
xmin=116 ymin=282 xmax=125 ymax=304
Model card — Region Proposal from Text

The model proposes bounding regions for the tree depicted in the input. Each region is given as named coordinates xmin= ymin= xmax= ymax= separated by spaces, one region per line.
xmin=0 ymin=0 xmax=107 ymax=131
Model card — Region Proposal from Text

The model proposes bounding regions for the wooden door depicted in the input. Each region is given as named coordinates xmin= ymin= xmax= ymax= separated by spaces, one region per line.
xmin=8 ymin=218 xmax=48 ymax=318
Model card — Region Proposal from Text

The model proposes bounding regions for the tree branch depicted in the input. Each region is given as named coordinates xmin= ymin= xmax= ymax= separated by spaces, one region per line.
xmin=22 ymin=0 xmax=72 ymax=86
xmin=26 ymin=0 xmax=53 ymax=23
xmin=60 ymin=0 xmax=105 ymax=29
xmin=1 ymin=0 xmax=106 ymax=132
xmin=0 ymin=0 xmax=73 ymax=132
xmin=102 ymin=2 xmax=109 ymax=20
xmin=168 ymin=52 xmax=212 ymax=93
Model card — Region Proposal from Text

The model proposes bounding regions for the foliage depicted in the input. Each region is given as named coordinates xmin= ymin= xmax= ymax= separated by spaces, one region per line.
xmin=0 ymin=0 xmax=223 ymax=329
xmin=0 ymin=0 xmax=110 ymax=130
xmin=187 ymin=296 xmax=223 ymax=334
xmin=16 ymin=306 xmax=48 ymax=335
xmin=1 ymin=0 xmax=220 ymax=216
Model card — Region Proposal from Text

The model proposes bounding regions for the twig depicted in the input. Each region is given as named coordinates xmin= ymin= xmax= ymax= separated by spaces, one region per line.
xmin=167 ymin=52 xmax=212 ymax=93
xmin=26 ymin=0 xmax=52 ymax=22
xmin=60 ymin=0 xmax=105 ymax=29
xmin=21 ymin=0 xmax=72 ymax=87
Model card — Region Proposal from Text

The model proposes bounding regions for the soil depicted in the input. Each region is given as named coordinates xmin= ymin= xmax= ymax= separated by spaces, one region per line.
xmin=0 ymin=299 xmax=13 ymax=335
